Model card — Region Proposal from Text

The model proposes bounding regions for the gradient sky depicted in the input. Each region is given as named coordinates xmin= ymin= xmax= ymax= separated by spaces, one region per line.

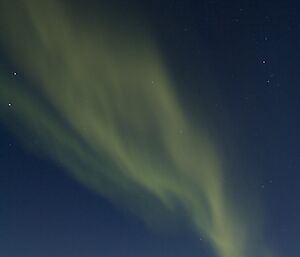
xmin=1 ymin=0 xmax=300 ymax=257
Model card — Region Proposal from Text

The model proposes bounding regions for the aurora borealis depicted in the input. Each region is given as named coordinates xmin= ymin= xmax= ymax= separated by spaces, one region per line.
xmin=2 ymin=0 xmax=298 ymax=257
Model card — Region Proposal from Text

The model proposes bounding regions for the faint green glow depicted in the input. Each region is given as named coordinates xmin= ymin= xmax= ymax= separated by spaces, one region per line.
xmin=0 ymin=1 xmax=272 ymax=257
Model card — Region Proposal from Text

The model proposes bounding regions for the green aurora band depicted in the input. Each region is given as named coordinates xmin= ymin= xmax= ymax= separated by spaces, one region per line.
xmin=0 ymin=1 xmax=272 ymax=257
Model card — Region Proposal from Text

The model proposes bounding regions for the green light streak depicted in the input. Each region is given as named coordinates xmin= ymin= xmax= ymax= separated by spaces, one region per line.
xmin=0 ymin=1 xmax=273 ymax=257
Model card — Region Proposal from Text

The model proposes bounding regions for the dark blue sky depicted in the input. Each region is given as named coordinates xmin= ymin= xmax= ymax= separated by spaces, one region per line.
xmin=1 ymin=0 xmax=300 ymax=256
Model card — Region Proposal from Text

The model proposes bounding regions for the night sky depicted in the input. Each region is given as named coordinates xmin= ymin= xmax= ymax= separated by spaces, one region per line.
xmin=1 ymin=0 xmax=300 ymax=257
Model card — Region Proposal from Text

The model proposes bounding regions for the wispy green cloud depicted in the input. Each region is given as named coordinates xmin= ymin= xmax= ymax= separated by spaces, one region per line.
xmin=0 ymin=1 xmax=272 ymax=257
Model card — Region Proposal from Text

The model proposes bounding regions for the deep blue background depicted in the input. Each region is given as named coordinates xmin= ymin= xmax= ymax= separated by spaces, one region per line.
xmin=1 ymin=0 xmax=300 ymax=256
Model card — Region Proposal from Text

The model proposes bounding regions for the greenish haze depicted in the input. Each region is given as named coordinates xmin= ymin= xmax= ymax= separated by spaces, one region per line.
xmin=0 ymin=1 xmax=272 ymax=257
